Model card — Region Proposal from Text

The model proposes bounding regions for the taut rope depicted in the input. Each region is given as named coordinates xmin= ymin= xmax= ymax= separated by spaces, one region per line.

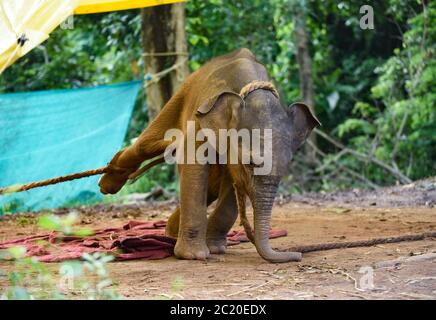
xmin=0 ymin=167 xmax=109 ymax=195
xmin=0 ymin=157 xmax=165 ymax=195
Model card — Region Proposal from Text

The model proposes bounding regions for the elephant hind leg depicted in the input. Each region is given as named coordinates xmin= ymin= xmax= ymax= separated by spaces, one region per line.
xmin=206 ymin=176 xmax=238 ymax=254
xmin=165 ymin=207 xmax=180 ymax=238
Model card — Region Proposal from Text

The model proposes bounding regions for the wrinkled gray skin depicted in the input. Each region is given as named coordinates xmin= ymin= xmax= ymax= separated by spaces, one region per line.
xmin=99 ymin=49 xmax=320 ymax=263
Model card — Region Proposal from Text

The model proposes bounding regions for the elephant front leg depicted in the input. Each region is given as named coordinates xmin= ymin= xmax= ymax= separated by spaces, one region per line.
xmin=207 ymin=180 xmax=238 ymax=254
xmin=174 ymin=164 xmax=211 ymax=260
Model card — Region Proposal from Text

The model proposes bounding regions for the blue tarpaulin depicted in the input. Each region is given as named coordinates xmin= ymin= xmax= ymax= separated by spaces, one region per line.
xmin=0 ymin=81 xmax=141 ymax=213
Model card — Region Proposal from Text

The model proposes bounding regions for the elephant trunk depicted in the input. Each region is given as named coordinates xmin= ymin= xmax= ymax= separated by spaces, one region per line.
xmin=252 ymin=175 xmax=302 ymax=263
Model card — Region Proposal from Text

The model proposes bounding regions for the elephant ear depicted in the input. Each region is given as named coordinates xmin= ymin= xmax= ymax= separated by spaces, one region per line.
xmin=196 ymin=91 xmax=244 ymax=130
xmin=287 ymin=102 xmax=321 ymax=152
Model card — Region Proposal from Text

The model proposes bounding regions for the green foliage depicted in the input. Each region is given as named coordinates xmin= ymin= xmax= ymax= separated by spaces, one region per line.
xmin=0 ymin=12 xmax=141 ymax=92
xmin=332 ymin=2 xmax=435 ymax=184
xmin=186 ymin=0 xmax=278 ymax=70
xmin=78 ymin=252 xmax=122 ymax=299
xmin=337 ymin=118 xmax=376 ymax=138
xmin=103 ymin=162 xmax=178 ymax=201
xmin=1 ymin=247 xmax=122 ymax=299
xmin=270 ymin=0 xmax=433 ymax=190
xmin=122 ymin=163 xmax=178 ymax=194
xmin=38 ymin=211 xmax=94 ymax=236
xmin=156 ymin=275 xmax=184 ymax=300
xmin=0 ymin=246 xmax=58 ymax=300
xmin=1 ymin=199 xmax=25 ymax=215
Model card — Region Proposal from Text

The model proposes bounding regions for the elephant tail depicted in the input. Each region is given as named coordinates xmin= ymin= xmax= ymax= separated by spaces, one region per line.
xmin=234 ymin=186 xmax=255 ymax=244
xmin=127 ymin=156 xmax=166 ymax=183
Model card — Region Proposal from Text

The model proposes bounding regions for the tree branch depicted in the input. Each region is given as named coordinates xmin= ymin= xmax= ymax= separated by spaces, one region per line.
xmin=306 ymin=140 xmax=380 ymax=190
xmin=314 ymin=129 xmax=412 ymax=184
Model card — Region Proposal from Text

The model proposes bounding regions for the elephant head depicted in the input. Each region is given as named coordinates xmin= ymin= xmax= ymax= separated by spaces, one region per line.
xmin=196 ymin=86 xmax=320 ymax=263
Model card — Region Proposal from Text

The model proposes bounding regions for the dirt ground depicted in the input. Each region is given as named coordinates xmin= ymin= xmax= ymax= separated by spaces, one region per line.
xmin=0 ymin=178 xmax=435 ymax=300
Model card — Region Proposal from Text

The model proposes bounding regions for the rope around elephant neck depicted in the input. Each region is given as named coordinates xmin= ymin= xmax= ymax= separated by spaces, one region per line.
xmin=239 ymin=80 xmax=279 ymax=100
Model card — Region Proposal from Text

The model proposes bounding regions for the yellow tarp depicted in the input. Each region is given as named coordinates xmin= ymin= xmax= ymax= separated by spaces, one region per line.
xmin=76 ymin=0 xmax=185 ymax=14
xmin=0 ymin=0 xmax=79 ymax=73
xmin=0 ymin=0 xmax=185 ymax=74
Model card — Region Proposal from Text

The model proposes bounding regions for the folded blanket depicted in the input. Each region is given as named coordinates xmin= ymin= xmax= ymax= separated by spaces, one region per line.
xmin=0 ymin=220 xmax=287 ymax=262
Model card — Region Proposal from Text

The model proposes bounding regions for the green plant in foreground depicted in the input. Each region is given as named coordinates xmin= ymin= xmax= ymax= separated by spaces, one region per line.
xmin=60 ymin=252 xmax=122 ymax=300
xmin=0 ymin=246 xmax=61 ymax=300
xmin=0 ymin=247 xmax=122 ymax=300
xmin=157 ymin=275 xmax=184 ymax=300
xmin=37 ymin=211 xmax=93 ymax=237
xmin=0 ymin=212 xmax=123 ymax=300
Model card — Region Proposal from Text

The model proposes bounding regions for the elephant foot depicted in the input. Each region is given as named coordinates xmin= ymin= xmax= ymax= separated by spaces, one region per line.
xmin=207 ymin=238 xmax=227 ymax=254
xmin=174 ymin=239 xmax=210 ymax=261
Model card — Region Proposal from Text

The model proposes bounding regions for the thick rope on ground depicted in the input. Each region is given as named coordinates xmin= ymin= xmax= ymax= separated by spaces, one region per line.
xmin=283 ymin=231 xmax=436 ymax=254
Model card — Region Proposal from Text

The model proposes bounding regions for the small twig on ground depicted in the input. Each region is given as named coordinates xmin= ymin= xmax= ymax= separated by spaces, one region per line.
xmin=406 ymin=277 xmax=436 ymax=285
xmin=226 ymin=279 xmax=277 ymax=297
xmin=374 ymin=252 xmax=436 ymax=269
xmin=330 ymin=269 xmax=363 ymax=292
xmin=399 ymin=292 xmax=435 ymax=299
xmin=338 ymin=290 xmax=370 ymax=300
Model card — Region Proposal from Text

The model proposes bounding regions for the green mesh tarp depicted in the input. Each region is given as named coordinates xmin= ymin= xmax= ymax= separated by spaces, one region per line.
xmin=0 ymin=81 xmax=141 ymax=213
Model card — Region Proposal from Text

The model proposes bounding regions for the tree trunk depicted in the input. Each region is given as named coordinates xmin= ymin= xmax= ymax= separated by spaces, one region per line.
xmin=294 ymin=12 xmax=317 ymax=163
xmin=141 ymin=3 xmax=189 ymax=120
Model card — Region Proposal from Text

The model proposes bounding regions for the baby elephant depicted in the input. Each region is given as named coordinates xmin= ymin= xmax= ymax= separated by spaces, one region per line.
xmin=99 ymin=48 xmax=320 ymax=263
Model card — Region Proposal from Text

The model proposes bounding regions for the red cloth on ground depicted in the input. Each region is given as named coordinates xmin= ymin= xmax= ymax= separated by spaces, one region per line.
xmin=0 ymin=220 xmax=287 ymax=262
